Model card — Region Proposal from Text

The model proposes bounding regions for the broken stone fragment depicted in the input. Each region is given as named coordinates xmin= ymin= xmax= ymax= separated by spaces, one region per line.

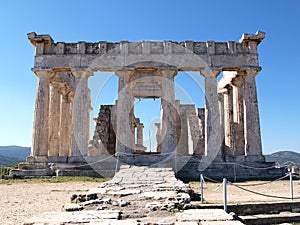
xmin=95 ymin=205 xmax=107 ymax=210
xmin=70 ymin=193 xmax=98 ymax=203
xmin=63 ymin=203 xmax=84 ymax=211
xmin=118 ymin=199 xmax=129 ymax=207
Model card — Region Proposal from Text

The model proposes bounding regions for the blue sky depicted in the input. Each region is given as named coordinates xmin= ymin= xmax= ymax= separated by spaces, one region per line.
xmin=0 ymin=0 xmax=299 ymax=154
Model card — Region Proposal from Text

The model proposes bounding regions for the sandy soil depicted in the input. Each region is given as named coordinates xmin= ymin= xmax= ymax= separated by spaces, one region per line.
xmin=1 ymin=179 xmax=300 ymax=225
xmin=0 ymin=181 xmax=97 ymax=225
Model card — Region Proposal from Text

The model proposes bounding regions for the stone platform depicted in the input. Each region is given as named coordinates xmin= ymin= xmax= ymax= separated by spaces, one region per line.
xmin=10 ymin=155 xmax=287 ymax=181
xmin=23 ymin=166 xmax=244 ymax=225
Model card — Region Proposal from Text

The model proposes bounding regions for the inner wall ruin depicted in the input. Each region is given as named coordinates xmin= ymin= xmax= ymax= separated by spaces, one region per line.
xmin=10 ymin=31 xmax=286 ymax=180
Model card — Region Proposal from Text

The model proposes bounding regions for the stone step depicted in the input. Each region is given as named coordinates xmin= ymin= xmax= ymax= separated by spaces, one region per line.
xmin=9 ymin=169 xmax=55 ymax=178
xmin=240 ymin=212 xmax=300 ymax=225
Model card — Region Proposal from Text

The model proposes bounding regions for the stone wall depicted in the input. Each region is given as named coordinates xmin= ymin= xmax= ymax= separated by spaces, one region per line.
xmin=89 ymin=105 xmax=116 ymax=155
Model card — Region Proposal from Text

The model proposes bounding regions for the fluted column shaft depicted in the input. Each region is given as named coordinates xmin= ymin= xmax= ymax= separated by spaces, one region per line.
xmin=243 ymin=70 xmax=262 ymax=155
xmin=32 ymin=70 xmax=50 ymax=157
xmin=71 ymin=70 xmax=92 ymax=157
xmin=115 ymin=70 xmax=134 ymax=154
xmin=136 ymin=124 xmax=144 ymax=146
xmin=160 ymin=70 xmax=178 ymax=154
xmin=200 ymin=69 xmax=222 ymax=156
xmin=48 ymin=84 xmax=61 ymax=156
xmin=232 ymin=76 xmax=245 ymax=154
xmin=59 ymin=91 xmax=72 ymax=156
xmin=223 ymin=86 xmax=235 ymax=154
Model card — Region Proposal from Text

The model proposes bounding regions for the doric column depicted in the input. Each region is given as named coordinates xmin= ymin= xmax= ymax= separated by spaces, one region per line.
xmin=59 ymin=90 xmax=72 ymax=156
xmin=48 ymin=84 xmax=61 ymax=156
xmin=32 ymin=69 xmax=51 ymax=157
xmin=223 ymin=85 xmax=235 ymax=154
xmin=243 ymin=69 xmax=262 ymax=156
xmin=232 ymin=75 xmax=245 ymax=155
xmin=197 ymin=108 xmax=206 ymax=155
xmin=199 ymin=68 xmax=222 ymax=156
xmin=115 ymin=70 xmax=134 ymax=154
xmin=71 ymin=69 xmax=93 ymax=157
xmin=136 ymin=123 xmax=144 ymax=146
xmin=160 ymin=69 xmax=178 ymax=154
xmin=155 ymin=123 xmax=161 ymax=153
xmin=218 ymin=92 xmax=225 ymax=152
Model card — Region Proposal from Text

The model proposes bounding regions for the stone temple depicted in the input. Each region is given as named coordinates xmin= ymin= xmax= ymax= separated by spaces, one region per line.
xmin=11 ymin=31 xmax=286 ymax=180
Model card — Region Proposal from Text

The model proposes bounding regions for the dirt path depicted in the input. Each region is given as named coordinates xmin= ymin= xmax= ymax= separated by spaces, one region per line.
xmin=1 ymin=179 xmax=300 ymax=225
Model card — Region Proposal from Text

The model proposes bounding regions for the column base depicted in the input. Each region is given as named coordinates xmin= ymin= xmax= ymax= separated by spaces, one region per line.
xmin=27 ymin=156 xmax=48 ymax=163
xmin=245 ymin=154 xmax=265 ymax=162
xmin=67 ymin=156 xmax=87 ymax=163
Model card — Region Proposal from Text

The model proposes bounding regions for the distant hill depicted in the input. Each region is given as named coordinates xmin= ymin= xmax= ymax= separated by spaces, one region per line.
xmin=0 ymin=155 xmax=21 ymax=166
xmin=0 ymin=146 xmax=30 ymax=166
xmin=265 ymin=151 xmax=300 ymax=168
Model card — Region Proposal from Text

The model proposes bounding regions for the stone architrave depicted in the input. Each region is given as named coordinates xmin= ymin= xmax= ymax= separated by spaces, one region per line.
xmin=48 ymin=84 xmax=61 ymax=156
xmin=200 ymin=68 xmax=222 ymax=157
xmin=32 ymin=69 xmax=50 ymax=157
xmin=159 ymin=70 xmax=178 ymax=154
xmin=71 ymin=69 xmax=92 ymax=157
xmin=59 ymin=90 xmax=72 ymax=156
xmin=115 ymin=70 xmax=135 ymax=154
xmin=243 ymin=69 xmax=262 ymax=156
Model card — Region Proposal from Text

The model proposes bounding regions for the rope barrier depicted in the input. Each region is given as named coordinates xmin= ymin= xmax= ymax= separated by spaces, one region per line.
xmin=292 ymin=174 xmax=300 ymax=179
xmin=56 ymin=154 xmax=115 ymax=169
xmin=233 ymin=173 xmax=290 ymax=187
xmin=228 ymin=181 xmax=300 ymax=200
xmin=203 ymin=175 xmax=222 ymax=183
xmin=116 ymin=151 xmax=175 ymax=157
xmin=213 ymin=182 xmax=224 ymax=191
xmin=54 ymin=151 xmax=176 ymax=171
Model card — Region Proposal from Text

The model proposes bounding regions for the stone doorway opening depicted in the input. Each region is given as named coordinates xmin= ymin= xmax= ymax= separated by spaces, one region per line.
xmin=133 ymin=98 xmax=161 ymax=153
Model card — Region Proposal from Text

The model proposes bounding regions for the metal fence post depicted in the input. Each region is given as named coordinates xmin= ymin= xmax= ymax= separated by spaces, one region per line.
xmin=223 ymin=178 xmax=227 ymax=212
xmin=290 ymin=172 xmax=294 ymax=201
xmin=200 ymin=174 xmax=204 ymax=204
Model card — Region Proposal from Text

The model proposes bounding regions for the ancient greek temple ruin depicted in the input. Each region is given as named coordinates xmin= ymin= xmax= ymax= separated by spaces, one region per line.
xmin=11 ymin=31 xmax=286 ymax=180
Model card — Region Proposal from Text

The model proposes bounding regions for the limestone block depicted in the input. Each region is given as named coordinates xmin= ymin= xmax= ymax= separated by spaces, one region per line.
xmin=176 ymin=209 xmax=233 ymax=222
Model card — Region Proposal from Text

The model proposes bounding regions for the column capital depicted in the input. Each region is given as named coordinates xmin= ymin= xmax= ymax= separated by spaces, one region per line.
xmin=199 ymin=67 xmax=221 ymax=77
xmin=239 ymin=66 xmax=261 ymax=76
xmin=219 ymin=84 xmax=233 ymax=94
xmin=232 ymin=76 xmax=244 ymax=87
xmin=115 ymin=69 xmax=134 ymax=78
xmin=71 ymin=68 xmax=93 ymax=78
xmin=32 ymin=68 xmax=52 ymax=78
xmin=159 ymin=69 xmax=178 ymax=78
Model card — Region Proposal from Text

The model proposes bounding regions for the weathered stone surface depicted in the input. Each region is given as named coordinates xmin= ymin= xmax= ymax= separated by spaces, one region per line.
xmin=24 ymin=210 xmax=121 ymax=224
xmin=63 ymin=203 xmax=84 ymax=212
xmin=176 ymin=209 xmax=234 ymax=222
xmin=107 ymin=189 xmax=141 ymax=196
